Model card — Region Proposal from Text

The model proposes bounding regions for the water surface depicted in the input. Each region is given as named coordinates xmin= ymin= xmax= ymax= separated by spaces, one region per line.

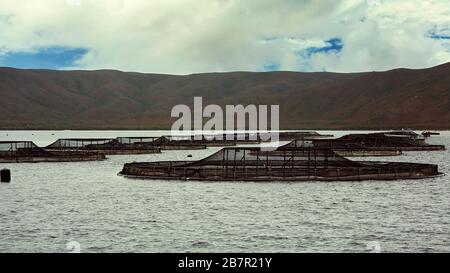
xmin=0 ymin=130 xmax=449 ymax=253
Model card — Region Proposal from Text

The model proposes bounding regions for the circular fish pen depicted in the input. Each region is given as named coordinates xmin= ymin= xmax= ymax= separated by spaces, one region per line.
xmin=45 ymin=138 xmax=162 ymax=154
xmin=0 ymin=141 xmax=105 ymax=163
xmin=274 ymin=139 xmax=403 ymax=157
xmin=119 ymin=147 xmax=441 ymax=182
xmin=330 ymin=133 xmax=446 ymax=151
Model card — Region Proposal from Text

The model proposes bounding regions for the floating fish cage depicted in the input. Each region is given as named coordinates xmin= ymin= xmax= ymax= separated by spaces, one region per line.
xmin=334 ymin=133 xmax=445 ymax=151
xmin=381 ymin=130 xmax=427 ymax=145
xmin=152 ymin=136 xmax=208 ymax=149
xmin=45 ymin=138 xmax=162 ymax=154
xmin=232 ymin=131 xmax=334 ymax=142
xmin=422 ymin=131 xmax=440 ymax=138
xmin=115 ymin=136 xmax=208 ymax=150
xmin=276 ymin=131 xmax=334 ymax=141
xmin=164 ymin=134 xmax=261 ymax=147
xmin=144 ymin=133 xmax=264 ymax=148
xmin=43 ymin=131 xmax=336 ymax=154
xmin=274 ymin=139 xmax=403 ymax=157
xmin=119 ymin=147 xmax=440 ymax=181
xmin=384 ymin=130 xmax=423 ymax=138
xmin=0 ymin=141 xmax=105 ymax=163
xmin=164 ymin=133 xmax=270 ymax=147
xmin=45 ymin=137 xmax=209 ymax=152
xmin=240 ymin=131 xmax=333 ymax=142
xmin=166 ymin=131 xmax=333 ymax=146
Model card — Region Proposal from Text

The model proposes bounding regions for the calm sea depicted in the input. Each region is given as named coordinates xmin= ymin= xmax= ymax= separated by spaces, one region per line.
xmin=0 ymin=130 xmax=449 ymax=253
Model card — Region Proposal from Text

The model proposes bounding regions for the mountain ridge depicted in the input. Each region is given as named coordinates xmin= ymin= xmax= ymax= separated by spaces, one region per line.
xmin=1 ymin=63 xmax=450 ymax=130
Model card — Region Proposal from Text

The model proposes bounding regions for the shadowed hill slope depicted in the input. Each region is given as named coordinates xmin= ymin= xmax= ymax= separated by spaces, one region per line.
xmin=1 ymin=63 xmax=450 ymax=129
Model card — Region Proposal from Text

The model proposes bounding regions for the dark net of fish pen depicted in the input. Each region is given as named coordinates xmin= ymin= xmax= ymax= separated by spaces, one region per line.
xmin=278 ymin=134 xmax=427 ymax=150
xmin=335 ymin=133 xmax=424 ymax=147
xmin=0 ymin=141 xmax=50 ymax=158
xmin=278 ymin=131 xmax=320 ymax=138
xmin=162 ymin=131 xmax=328 ymax=144
xmin=116 ymin=137 xmax=159 ymax=145
xmin=164 ymin=135 xmax=230 ymax=141
xmin=384 ymin=130 xmax=420 ymax=138
xmin=46 ymin=139 xmax=113 ymax=149
xmin=280 ymin=139 xmax=372 ymax=150
xmin=168 ymin=133 xmax=259 ymax=141
xmin=188 ymin=147 xmax=360 ymax=168
xmin=46 ymin=138 xmax=162 ymax=151
xmin=121 ymin=146 xmax=438 ymax=180
xmin=161 ymin=135 xmax=233 ymax=145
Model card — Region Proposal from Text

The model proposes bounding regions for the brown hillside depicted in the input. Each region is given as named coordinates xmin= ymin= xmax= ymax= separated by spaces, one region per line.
xmin=0 ymin=63 xmax=449 ymax=129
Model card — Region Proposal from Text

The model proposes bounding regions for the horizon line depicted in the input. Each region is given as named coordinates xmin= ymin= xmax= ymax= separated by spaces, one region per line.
xmin=1 ymin=61 xmax=449 ymax=76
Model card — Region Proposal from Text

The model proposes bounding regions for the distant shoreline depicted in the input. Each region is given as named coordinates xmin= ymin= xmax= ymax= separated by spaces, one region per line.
xmin=0 ymin=127 xmax=449 ymax=131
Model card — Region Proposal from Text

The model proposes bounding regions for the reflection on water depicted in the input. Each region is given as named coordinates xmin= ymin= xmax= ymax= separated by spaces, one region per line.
xmin=0 ymin=130 xmax=449 ymax=253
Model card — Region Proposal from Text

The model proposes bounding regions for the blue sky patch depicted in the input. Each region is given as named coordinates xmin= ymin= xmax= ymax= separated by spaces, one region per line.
xmin=426 ymin=26 xmax=450 ymax=40
xmin=0 ymin=46 xmax=88 ymax=69
xmin=263 ymin=62 xmax=281 ymax=71
xmin=303 ymin=38 xmax=344 ymax=57
xmin=428 ymin=32 xmax=450 ymax=40
xmin=258 ymin=37 xmax=344 ymax=71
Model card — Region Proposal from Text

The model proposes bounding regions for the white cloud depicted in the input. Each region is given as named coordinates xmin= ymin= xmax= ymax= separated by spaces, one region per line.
xmin=0 ymin=0 xmax=449 ymax=74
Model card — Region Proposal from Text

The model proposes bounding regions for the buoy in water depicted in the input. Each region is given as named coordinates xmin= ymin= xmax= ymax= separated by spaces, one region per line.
xmin=1 ymin=169 xmax=11 ymax=183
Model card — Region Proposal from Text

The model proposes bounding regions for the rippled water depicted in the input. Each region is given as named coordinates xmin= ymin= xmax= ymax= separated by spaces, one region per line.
xmin=0 ymin=130 xmax=449 ymax=253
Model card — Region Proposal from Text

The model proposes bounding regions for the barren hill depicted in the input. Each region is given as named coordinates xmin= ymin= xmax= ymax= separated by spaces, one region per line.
xmin=1 ymin=63 xmax=450 ymax=129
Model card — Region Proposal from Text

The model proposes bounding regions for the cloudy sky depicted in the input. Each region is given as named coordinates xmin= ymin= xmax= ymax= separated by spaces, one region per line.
xmin=0 ymin=0 xmax=449 ymax=74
